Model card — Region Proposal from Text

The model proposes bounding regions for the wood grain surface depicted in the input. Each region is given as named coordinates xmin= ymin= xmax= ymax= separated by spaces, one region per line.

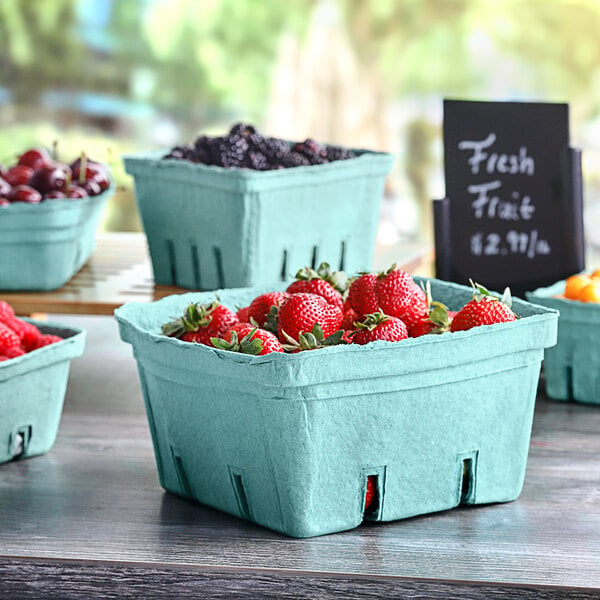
xmin=0 ymin=315 xmax=599 ymax=597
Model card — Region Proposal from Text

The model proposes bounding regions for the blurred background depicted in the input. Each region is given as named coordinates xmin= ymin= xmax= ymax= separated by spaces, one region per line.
xmin=2 ymin=0 xmax=600 ymax=246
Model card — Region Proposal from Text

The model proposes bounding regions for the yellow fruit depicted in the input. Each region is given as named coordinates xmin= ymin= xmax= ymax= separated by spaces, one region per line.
xmin=564 ymin=274 xmax=591 ymax=300
xmin=578 ymin=281 xmax=600 ymax=303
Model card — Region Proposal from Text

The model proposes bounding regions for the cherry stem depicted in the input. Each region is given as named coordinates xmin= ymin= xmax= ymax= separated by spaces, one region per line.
xmin=79 ymin=152 xmax=87 ymax=185
xmin=52 ymin=140 xmax=58 ymax=161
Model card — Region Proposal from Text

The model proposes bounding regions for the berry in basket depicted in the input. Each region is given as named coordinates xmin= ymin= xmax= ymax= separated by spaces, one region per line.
xmin=162 ymin=262 xmax=519 ymax=356
xmin=0 ymin=147 xmax=111 ymax=205
xmin=0 ymin=300 xmax=62 ymax=360
xmin=164 ymin=123 xmax=357 ymax=170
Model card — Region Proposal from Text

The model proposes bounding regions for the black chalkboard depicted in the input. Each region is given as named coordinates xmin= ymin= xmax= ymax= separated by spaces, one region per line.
xmin=434 ymin=99 xmax=584 ymax=297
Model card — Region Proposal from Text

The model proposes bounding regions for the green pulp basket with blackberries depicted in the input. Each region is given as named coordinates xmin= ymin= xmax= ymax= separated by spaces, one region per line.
xmin=123 ymin=141 xmax=394 ymax=290
xmin=115 ymin=277 xmax=558 ymax=538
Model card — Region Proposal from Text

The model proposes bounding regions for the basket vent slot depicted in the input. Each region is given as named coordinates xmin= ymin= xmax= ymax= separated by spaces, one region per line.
xmin=362 ymin=466 xmax=386 ymax=522
xmin=10 ymin=425 xmax=32 ymax=460
xmin=565 ymin=365 xmax=573 ymax=398
xmin=166 ymin=240 xmax=177 ymax=285
xmin=190 ymin=244 xmax=202 ymax=289
xmin=212 ymin=246 xmax=225 ymax=288
xmin=459 ymin=454 xmax=477 ymax=505
xmin=280 ymin=250 xmax=288 ymax=281
xmin=310 ymin=245 xmax=318 ymax=269
xmin=171 ymin=449 xmax=193 ymax=499
xmin=229 ymin=468 xmax=252 ymax=521
xmin=339 ymin=240 xmax=346 ymax=271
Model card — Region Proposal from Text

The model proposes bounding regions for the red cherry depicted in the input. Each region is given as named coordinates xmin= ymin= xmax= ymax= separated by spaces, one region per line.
xmin=0 ymin=176 xmax=11 ymax=197
xmin=67 ymin=185 xmax=88 ymax=199
xmin=9 ymin=185 xmax=42 ymax=204
xmin=44 ymin=190 xmax=67 ymax=200
xmin=29 ymin=163 xmax=71 ymax=194
xmin=5 ymin=165 xmax=33 ymax=187
xmin=71 ymin=158 xmax=110 ymax=190
xmin=82 ymin=179 xmax=102 ymax=196
xmin=18 ymin=147 xmax=52 ymax=170
xmin=0 ymin=198 xmax=10 ymax=207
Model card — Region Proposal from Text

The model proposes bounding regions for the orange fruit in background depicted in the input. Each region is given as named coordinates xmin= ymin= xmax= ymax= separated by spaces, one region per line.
xmin=565 ymin=274 xmax=592 ymax=299
xmin=591 ymin=269 xmax=600 ymax=280
xmin=578 ymin=281 xmax=600 ymax=303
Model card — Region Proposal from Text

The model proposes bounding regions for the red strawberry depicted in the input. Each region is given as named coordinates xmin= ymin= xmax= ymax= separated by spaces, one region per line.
xmin=375 ymin=267 xmax=428 ymax=329
xmin=0 ymin=300 xmax=15 ymax=322
xmin=162 ymin=301 xmax=238 ymax=346
xmin=247 ymin=291 xmax=289 ymax=328
xmin=12 ymin=319 xmax=43 ymax=351
xmin=450 ymin=283 xmax=516 ymax=332
xmin=32 ymin=334 xmax=62 ymax=349
xmin=0 ymin=322 xmax=21 ymax=355
xmin=236 ymin=306 xmax=251 ymax=323
xmin=277 ymin=293 xmax=343 ymax=343
xmin=286 ymin=263 xmax=345 ymax=309
xmin=3 ymin=345 xmax=25 ymax=358
xmin=0 ymin=356 xmax=10 ymax=362
xmin=348 ymin=273 xmax=379 ymax=317
xmin=350 ymin=312 xmax=408 ymax=345
xmin=341 ymin=302 xmax=358 ymax=330
xmin=212 ymin=324 xmax=284 ymax=355
xmin=408 ymin=281 xmax=451 ymax=338
xmin=365 ymin=476 xmax=377 ymax=512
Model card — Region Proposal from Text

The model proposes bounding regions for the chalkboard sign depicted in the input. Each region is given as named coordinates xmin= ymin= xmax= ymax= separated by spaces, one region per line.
xmin=434 ymin=99 xmax=584 ymax=297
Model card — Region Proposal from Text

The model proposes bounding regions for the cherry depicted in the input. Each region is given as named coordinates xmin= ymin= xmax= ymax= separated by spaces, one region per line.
xmin=70 ymin=157 xmax=110 ymax=190
xmin=9 ymin=185 xmax=42 ymax=204
xmin=44 ymin=190 xmax=67 ymax=200
xmin=67 ymin=185 xmax=88 ymax=199
xmin=0 ymin=198 xmax=10 ymax=207
xmin=18 ymin=147 xmax=52 ymax=170
xmin=29 ymin=163 xmax=71 ymax=194
xmin=0 ymin=176 xmax=11 ymax=197
xmin=5 ymin=165 xmax=33 ymax=187
xmin=82 ymin=179 xmax=102 ymax=196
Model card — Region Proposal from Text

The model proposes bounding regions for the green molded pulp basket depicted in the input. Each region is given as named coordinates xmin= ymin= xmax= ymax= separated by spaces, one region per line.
xmin=123 ymin=150 xmax=394 ymax=290
xmin=115 ymin=278 xmax=557 ymax=538
xmin=0 ymin=321 xmax=85 ymax=464
xmin=0 ymin=186 xmax=114 ymax=291
xmin=528 ymin=280 xmax=600 ymax=404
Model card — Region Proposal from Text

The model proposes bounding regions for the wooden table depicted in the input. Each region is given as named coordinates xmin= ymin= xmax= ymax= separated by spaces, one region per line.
xmin=0 ymin=233 xmax=433 ymax=316
xmin=1 ymin=315 xmax=599 ymax=598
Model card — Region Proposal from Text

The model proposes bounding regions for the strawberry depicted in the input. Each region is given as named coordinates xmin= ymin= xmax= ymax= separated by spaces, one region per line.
xmin=247 ymin=291 xmax=289 ymax=329
xmin=162 ymin=301 xmax=239 ymax=346
xmin=0 ymin=356 xmax=10 ymax=362
xmin=211 ymin=324 xmax=284 ymax=355
xmin=365 ymin=476 xmax=377 ymax=512
xmin=280 ymin=323 xmax=346 ymax=352
xmin=450 ymin=282 xmax=516 ymax=332
xmin=350 ymin=312 xmax=408 ymax=345
xmin=0 ymin=321 xmax=21 ymax=355
xmin=236 ymin=305 xmax=251 ymax=324
xmin=348 ymin=273 xmax=379 ymax=317
xmin=375 ymin=266 xmax=428 ymax=329
xmin=12 ymin=319 xmax=43 ymax=351
xmin=408 ymin=281 xmax=451 ymax=338
xmin=0 ymin=300 xmax=15 ymax=322
xmin=341 ymin=300 xmax=358 ymax=330
xmin=33 ymin=334 xmax=62 ymax=348
xmin=3 ymin=345 xmax=25 ymax=358
xmin=277 ymin=293 xmax=343 ymax=343
xmin=286 ymin=262 xmax=346 ymax=309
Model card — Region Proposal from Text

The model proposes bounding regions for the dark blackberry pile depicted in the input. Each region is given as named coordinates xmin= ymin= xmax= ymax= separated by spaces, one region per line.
xmin=163 ymin=124 xmax=357 ymax=170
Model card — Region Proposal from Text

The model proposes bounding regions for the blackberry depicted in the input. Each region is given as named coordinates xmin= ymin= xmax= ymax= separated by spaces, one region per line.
xmin=260 ymin=137 xmax=291 ymax=164
xmin=218 ymin=134 xmax=249 ymax=167
xmin=277 ymin=151 xmax=311 ymax=168
xmin=164 ymin=145 xmax=194 ymax=160
xmin=229 ymin=123 xmax=257 ymax=137
xmin=325 ymin=145 xmax=356 ymax=161
xmin=292 ymin=139 xmax=329 ymax=165
xmin=246 ymin=150 xmax=270 ymax=171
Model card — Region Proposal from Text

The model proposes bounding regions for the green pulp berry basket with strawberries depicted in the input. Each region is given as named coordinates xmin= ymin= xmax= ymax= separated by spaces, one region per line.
xmin=0 ymin=318 xmax=85 ymax=464
xmin=122 ymin=126 xmax=394 ymax=291
xmin=527 ymin=279 xmax=600 ymax=405
xmin=115 ymin=276 xmax=558 ymax=538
